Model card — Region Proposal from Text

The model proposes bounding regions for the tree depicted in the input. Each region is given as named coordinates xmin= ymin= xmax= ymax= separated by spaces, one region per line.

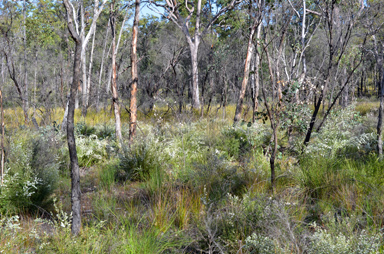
xmin=0 ymin=1 xmax=29 ymax=125
xmin=62 ymin=0 xmax=107 ymax=235
xmin=110 ymin=0 xmax=123 ymax=143
xmin=303 ymin=0 xmax=365 ymax=146
xmin=129 ymin=0 xmax=140 ymax=142
xmin=233 ymin=0 xmax=264 ymax=124
xmin=149 ymin=0 xmax=242 ymax=109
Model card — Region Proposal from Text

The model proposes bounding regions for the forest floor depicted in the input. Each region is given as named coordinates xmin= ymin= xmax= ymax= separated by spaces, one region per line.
xmin=1 ymin=100 xmax=384 ymax=253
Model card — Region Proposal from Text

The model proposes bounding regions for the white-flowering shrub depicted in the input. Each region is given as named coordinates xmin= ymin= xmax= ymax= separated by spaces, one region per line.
xmin=76 ymin=134 xmax=111 ymax=167
xmin=0 ymin=129 xmax=60 ymax=214
xmin=308 ymin=222 xmax=381 ymax=254
xmin=244 ymin=232 xmax=282 ymax=254
xmin=49 ymin=198 xmax=72 ymax=232
xmin=305 ymin=104 xmax=371 ymax=157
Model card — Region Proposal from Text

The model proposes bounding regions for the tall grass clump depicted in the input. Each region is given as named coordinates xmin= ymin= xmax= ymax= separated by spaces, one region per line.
xmin=181 ymin=151 xmax=248 ymax=201
xmin=116 ymin=135 xmax=167 ymax=182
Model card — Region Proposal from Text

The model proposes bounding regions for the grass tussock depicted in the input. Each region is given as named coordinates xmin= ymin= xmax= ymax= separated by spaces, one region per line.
xmin=1 ymin=101 xmax=384 ymax=253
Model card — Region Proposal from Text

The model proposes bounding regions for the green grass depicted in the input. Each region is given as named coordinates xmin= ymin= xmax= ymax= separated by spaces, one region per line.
xmin=1 ymin=101 xmax=384 ymax=253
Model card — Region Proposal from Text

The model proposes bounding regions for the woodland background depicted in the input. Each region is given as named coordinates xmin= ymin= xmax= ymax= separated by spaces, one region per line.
xmin=1 ymin=0 xmax=384 ymax=253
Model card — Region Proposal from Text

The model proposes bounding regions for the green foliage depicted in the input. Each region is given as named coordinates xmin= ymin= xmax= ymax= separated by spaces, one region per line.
xmin=76 ymin=134 xmax=112 ymax=167
xmin=305 ymin=104 xmax=367 ymax=157
xmin=0 ymin=129 xmax=61 ymax=214
xmin=308 ymin=218 xmax=381 ymax=254
xmin=98 ymin=160 xmax=119 ymax=189
xmin=75 ymin=121 xmax=96 ymax=136
xmin=183 ymin=152 xmax=247 ymax=201
xmin=244 ymin=233 xmax=282 ymax=254
xmin=120 ymin=224 xmax=182 ymax=254
xmin=116 ymin=140 xmax=163 ymax=182
xmin=217 ymin=125 xmax=252 ymax=160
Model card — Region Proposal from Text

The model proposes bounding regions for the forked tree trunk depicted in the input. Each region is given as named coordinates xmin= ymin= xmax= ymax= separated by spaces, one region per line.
xmin=129 ymin=0 xmax=140 ymax=143
xmin=63 ymin=0 xmax=82 ymax=234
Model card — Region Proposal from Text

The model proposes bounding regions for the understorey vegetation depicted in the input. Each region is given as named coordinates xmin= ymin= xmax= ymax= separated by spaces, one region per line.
xmin=1 ymin=103 xmax=384 ymax=253
xmin=1 ymin=0 xmax=384 ymax=252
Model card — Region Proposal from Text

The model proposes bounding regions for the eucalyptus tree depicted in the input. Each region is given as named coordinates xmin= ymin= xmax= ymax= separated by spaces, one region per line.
xmin=110 ymin=0 xmax=129 ymax=143
xmin=129 ymin=0 xmax=140 ymax=142
xmin=63 ymin=0 xmax=107 ymax=235
xmin=149 ymin=0 xmax=242 ymax=109
xmin=362 ymin=0 xmax=384 ymax=156
xmin=303 ymin=0 xmax=366 ymax=146
xmin=0 ymin=0 xmax=30 ymax=124
xmin=233 ymin=0 xmax=264 ymax=124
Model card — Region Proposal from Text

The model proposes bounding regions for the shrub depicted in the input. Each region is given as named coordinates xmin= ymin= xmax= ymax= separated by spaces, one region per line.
xmin=217 ymin=125 xmax=252 ymax=160
xmin=0 ymin=129 xmax=61 ymax=214
xmin=183 ymin=152 xmax=247 ymax=201
xmin=75 ymin=121 xmax=96 ymax=136
xmin=116 ymin=140 xmax=162 ymax=182
xmin=244 ymin=233 xmax=282 ymax=254
xmin=305 ymin=104 xmax=365 ymax=157
xmin=308 ymin=222 xmax=381 ymax=254
xmin=76 ymin=134 xmax=112 ymax=167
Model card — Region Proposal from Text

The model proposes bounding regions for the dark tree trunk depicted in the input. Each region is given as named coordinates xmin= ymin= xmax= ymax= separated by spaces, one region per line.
xmin=378 ymin=67 xmax=384 ymax=157
xmin=67 ymin=39 xmax=82 ymax=236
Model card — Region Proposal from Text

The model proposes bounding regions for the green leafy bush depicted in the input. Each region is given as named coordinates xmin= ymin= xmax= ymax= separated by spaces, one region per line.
xmin=116 ymin=140 xmax=162 ymax=182
xmin=0 ymin=129 xmax=61 ymax=214
xmin=76 ymin=134 xmax=112 ymax=167
xmin=218 ymin=126 xmax=252 ymax=160
xmin=75 ymin=121 xmax=96 ymax=136
xmin=308 ymin=222 xmax=381 ymax=254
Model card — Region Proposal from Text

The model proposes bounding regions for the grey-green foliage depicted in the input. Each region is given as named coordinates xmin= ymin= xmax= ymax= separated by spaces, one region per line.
xmin=308 ymin=226 xmax=381 ymax=254
xmin=76 ymin=134 xmax=112 ymax=167
xmin=0 ymin=128 xmax=61 ymax=214
xmin=305 ymin=104 xmax=373 ymax=157
xmin=244 ymin=232 xmax=282 ymax=254
xmin=308 ymin=213 xmax=382 ymax=254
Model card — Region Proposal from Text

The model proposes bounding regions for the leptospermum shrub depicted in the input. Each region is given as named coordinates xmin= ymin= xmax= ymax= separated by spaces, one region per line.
xmin=0 ymin=128 xmax=61 ymax=214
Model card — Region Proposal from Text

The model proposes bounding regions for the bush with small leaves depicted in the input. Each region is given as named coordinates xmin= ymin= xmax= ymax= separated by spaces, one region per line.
xmin=0 ymin=129 xmax=61 ymax=214
xmin=244 ymin=232 xmax=282 ymax=254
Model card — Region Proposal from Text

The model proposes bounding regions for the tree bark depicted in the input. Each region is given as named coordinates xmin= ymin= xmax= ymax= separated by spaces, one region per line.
xmin=190 ymin=43 xmax=201 ymax=109
xmin=378 ymin=66 xmax=384 ymax=157
xmin=63 ymin=0 xmax=107 ymax=235
xmin=0 ymin=90 xmax=4 ymax=185
xmin=234 ymin=20 xmax=258 ymax=123
xmin=23 ymin=0 xmax=29 ymax=110
xmin=68 ymin=41 xmax=82 ymax=236
xmin=129 ymin=0 xmax=140 ymax=143
xmin=96 ymin=21 xmax=110 ymax=112
xmin=63 ymin=0 xmax=82 ymax=235
xmin=110 ymin=0 xmax=123 ymax=143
